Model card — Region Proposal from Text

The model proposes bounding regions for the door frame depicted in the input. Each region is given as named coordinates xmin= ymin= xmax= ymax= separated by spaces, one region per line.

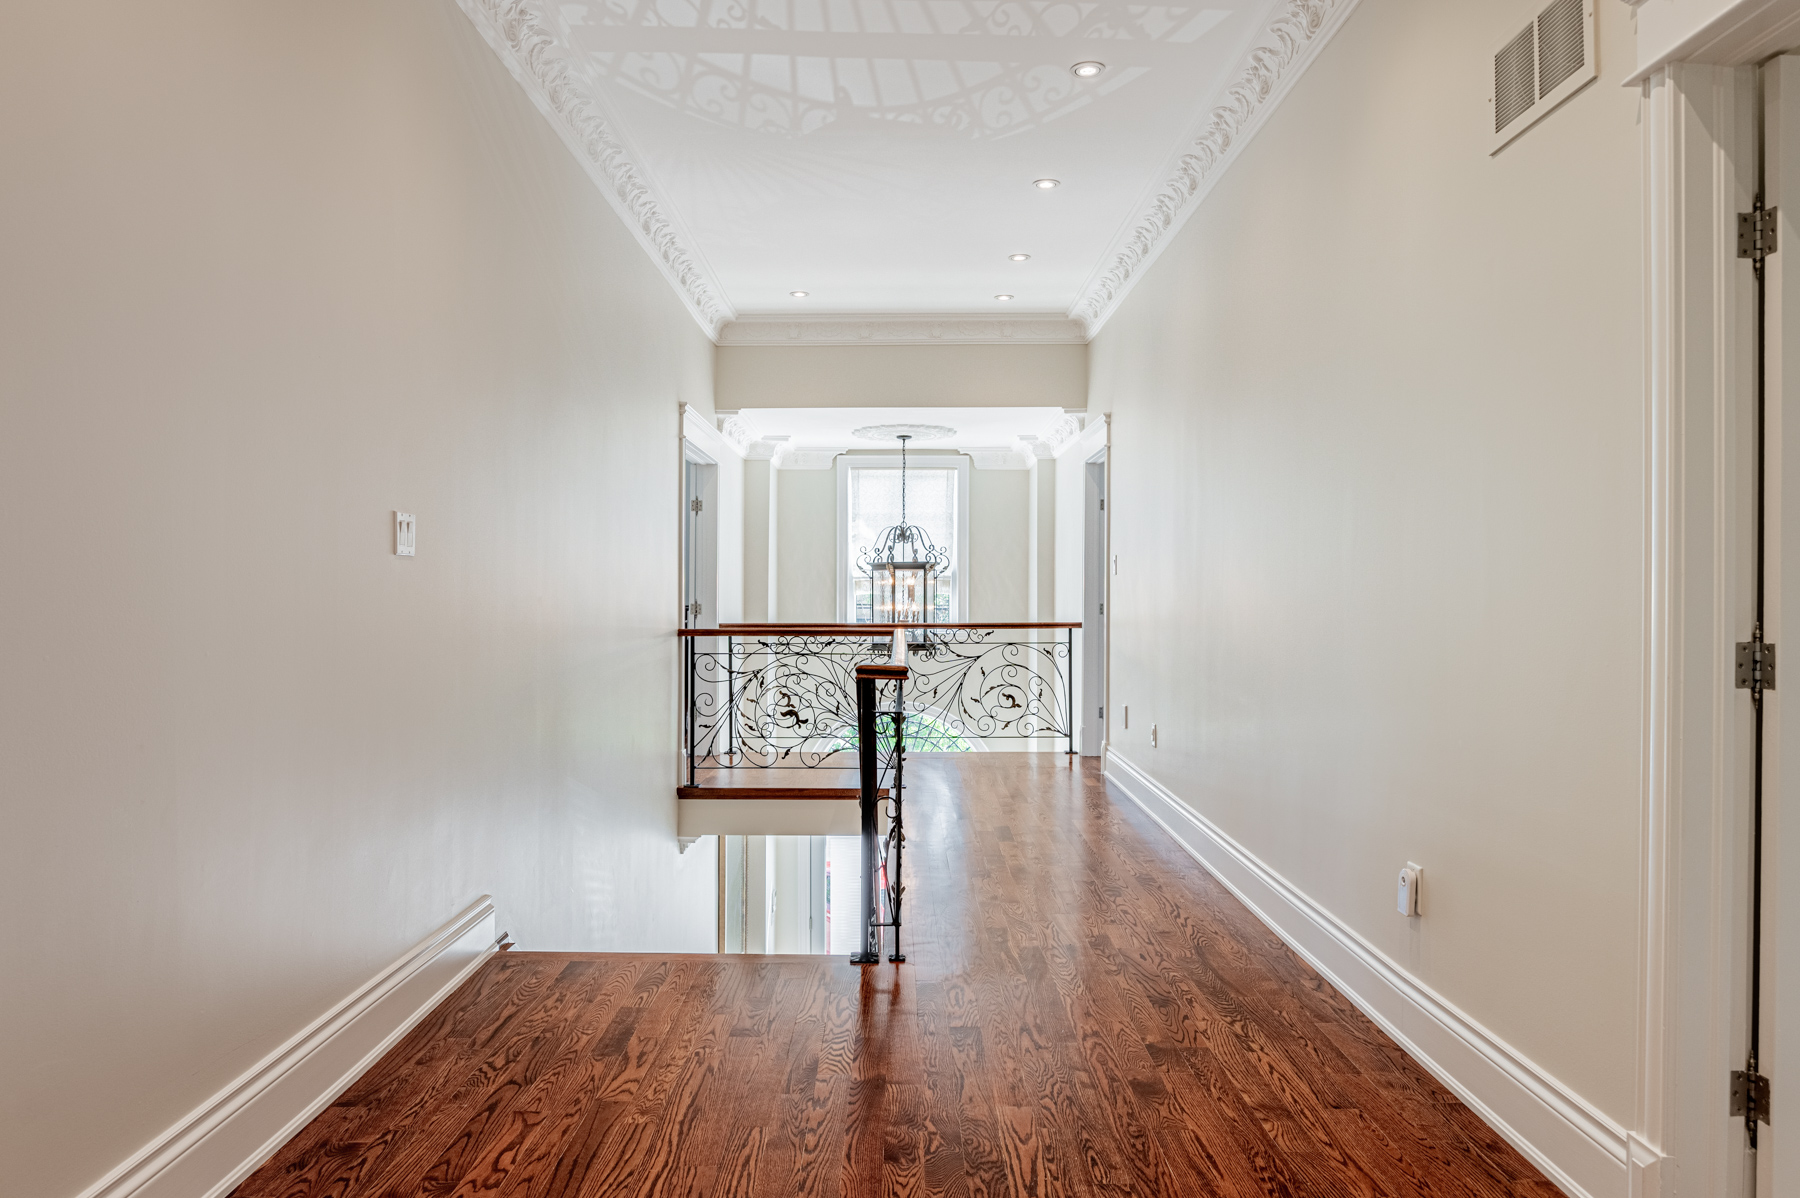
xmin=1082 ymin=450 xmax=1109 ymax=757
xmin=682 ymin=443 xmax=718 ymax=628
xmin=1640 ymin=61 xmax=1762 ymax=1198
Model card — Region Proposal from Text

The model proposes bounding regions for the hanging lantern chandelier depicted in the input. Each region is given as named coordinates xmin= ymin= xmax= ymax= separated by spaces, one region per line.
xmin=858 ymin=434 xmax=949 ymax=625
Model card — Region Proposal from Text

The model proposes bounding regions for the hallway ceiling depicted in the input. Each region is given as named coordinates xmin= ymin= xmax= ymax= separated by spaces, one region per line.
xmin=462 ymin=0 xmax=1352 ymax=337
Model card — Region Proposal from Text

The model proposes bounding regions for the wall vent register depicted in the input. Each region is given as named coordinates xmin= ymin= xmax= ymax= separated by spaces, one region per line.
xmin=1490 ymin=0 xmax=1595 ymax=154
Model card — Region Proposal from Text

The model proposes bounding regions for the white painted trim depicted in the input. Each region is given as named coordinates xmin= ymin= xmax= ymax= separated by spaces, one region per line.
xmin=1070 ymin=0 xmax=1362 ymax=336
xmin=452 ymin=0 xmax=732 ymax=339
xmin=75 ymin=897 xmax=500 ymax=1198
xmin=682 ymin=406 xmax=741 ymax=463
xmin=836 ymin=454 xmax=970 ymax=624
xmin=684 ymin=406 xmax=746 ymax=625
xmin=1102 ymin=750 xmax=1636 ymax=1198
xmin=1628 ymin=0 xmax=1800 ymax=86
xmin=719 ymin=314 xmax=1087 ymax=346
xmin=1638 ymin=62 xmax=1760 ymax=1198
xmin=1053 ymin=413 xmax=1109 ymax=462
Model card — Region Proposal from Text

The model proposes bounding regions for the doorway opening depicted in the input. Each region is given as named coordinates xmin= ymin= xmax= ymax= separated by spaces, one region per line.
xmin=1082 ymin=451 xmax=1108 ymax=756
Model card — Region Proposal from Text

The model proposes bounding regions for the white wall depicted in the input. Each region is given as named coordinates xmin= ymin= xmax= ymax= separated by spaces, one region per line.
xmin=0 ymin=4 xmax=717 ymax=1196
xmin=1090 ymin=0 xmax=1642 ymax=1129
xmin=776 ymin=468 xmax=839 ymax=621
xmin=717 ymin=343 xmax=1088 ymax=409
xmin=744 ymin=458 xmax=775 ymax=622
xmin=1027 ymin=456 xmax=1055 ymax=621
xmin=969 ymin=469 xmax=1031 ymax=621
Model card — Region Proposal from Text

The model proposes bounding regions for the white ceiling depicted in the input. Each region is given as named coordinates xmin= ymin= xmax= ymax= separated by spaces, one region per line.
xmin=463 ymin=0 xmax=1352 ymax=336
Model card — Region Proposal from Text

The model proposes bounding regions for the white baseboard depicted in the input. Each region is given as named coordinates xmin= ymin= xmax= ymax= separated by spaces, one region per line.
xmin=1103 ymin=750 xmax=1642 ymax=1198
xmin=75 ymin=896 xmax=500 ymax=1198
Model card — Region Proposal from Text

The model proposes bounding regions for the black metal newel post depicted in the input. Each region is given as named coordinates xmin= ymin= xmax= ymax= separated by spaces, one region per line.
xmin=686 ymin=635 xmax=697 ymax=788
xmin=888 ymin=681 xmax=906 ymax=963
xmin=852 ymin=668 xmax=882 ymax=964
xmin=1067 ymin=626 xmax=1076 ymax=757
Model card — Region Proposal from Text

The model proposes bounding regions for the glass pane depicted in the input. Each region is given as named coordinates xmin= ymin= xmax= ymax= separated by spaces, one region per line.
xmin=848 ymin=466 xmax=956 ymax=621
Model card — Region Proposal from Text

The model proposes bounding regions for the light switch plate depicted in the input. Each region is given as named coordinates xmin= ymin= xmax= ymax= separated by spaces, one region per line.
xmin=395 ymin=511 xmax=416 ymax=557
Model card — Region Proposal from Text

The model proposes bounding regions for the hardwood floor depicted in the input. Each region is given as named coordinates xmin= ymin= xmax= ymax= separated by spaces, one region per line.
xmin=232 ymin=756 xmax=1561 ymax=1197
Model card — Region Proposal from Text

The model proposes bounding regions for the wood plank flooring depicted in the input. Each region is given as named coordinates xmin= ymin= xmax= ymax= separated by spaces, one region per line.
xmin=232 ymin=755 xmax=1561 ymax=1197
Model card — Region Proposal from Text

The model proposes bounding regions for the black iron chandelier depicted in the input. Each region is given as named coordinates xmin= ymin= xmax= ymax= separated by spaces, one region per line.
xmin=857 ymin=434 xmax=949 ymax=624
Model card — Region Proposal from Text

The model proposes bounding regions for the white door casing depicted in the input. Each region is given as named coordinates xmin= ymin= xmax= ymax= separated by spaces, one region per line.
xmin=1640 ymin=60 xmax=1760 ymax=1198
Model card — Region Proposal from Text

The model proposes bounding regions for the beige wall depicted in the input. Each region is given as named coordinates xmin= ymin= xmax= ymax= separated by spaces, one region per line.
xmin=744 ymin=459 xmax=775 ymax=622
xmin=776 ymin=469 xmax=839 ymax=621
xmin=1090 ymin=0 xmax=1643 ymax=1124
xmin=969 ymin=470 xmax=1031 ymax=622
xmin=717 ymin=343 xmax=1088 ymax=409
xmin=0 ymin=3 xmax=717 ymax=1195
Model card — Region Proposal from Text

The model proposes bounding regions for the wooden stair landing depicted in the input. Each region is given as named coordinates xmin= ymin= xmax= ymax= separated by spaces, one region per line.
xmin=676 ymin=769 xmax=885 ymax=836
xmin=677 ymin=768 xmax=885 ymax=802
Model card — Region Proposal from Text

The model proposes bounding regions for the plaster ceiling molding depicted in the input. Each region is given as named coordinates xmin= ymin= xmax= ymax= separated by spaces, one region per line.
xmin=964 ymin=446 xmax=1034 ymax=470
xmin=717 ymin=412 xmax=752 ymax=451
xmin=852 ymin=423 xmax=961 ymax=443
xmin=719 ymin=315 xmax=1089 ymax=347
xmin=452 ymin=0 xmax=732 ymax=338
xmin=1043 ymin=413 xmax=1084 ymax=451
xmin=735 ymin=406 xmax=1068 ymax=452
xmin=1070 ymin=0 xmax=1362 ymax=336
xmin=772 ymin=445 xmax=847 ymax=469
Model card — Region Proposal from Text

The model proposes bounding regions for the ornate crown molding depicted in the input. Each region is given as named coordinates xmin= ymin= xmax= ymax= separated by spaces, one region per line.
xmin=963 ymin=447 xmax=1034 ymax=470
xmin=772 ymin=446 xmax=846 ymax=470
xmin=719 ymin=314 xmax=1088 ymax=346
xmin=1070 ymin=0 xmax=1362 ymax=337
xmin=1019 ymin=414 xmax=1083 ymax=458
xmin=453 ymin=0 xmax=733 ymax=338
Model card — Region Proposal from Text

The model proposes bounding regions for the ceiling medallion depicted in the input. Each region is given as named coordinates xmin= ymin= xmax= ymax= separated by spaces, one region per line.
xmin=853 ymin=423 xmax=959 ymax=443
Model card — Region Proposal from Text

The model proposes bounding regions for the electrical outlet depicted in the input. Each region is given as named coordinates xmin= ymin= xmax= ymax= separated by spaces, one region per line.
xmin=1397 ymin=863 xmax=1422 ymax=917
xmin=1150 ymin=723 xmax=1158 ymax=747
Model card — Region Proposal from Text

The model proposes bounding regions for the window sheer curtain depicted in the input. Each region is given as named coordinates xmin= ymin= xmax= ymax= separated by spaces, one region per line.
xmin=847 ymin=466 xmax=957 ymax=622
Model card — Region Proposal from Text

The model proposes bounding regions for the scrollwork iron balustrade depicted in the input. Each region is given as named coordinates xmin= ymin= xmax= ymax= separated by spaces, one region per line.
xmin=683 ymin=625 xmax=1075 ymax=781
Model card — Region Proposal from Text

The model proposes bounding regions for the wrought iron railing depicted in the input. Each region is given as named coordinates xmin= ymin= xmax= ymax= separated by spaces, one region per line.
xmin=678 ymin=623 xmax=1078 ymax=783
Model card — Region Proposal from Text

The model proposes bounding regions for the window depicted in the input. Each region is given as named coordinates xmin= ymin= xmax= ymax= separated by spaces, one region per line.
xmin=837 ymin=455 xmax=970 ymax=623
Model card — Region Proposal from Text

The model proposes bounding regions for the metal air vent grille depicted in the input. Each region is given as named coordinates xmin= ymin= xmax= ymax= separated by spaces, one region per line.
xmin=1490 ymin=0 xmax=1597 ymax=153
xmin=1494 ymin=26 xmax=1535 ymax=133
xmin=1536 ymin=0 xmax=1585 ymax=97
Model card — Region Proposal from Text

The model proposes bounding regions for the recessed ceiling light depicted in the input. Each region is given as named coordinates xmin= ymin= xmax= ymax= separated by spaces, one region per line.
xmin=1033 ymin=178 xmax=1060 ymax=190
xmin=789 ymin=290 xmax=808 ymax=297
xmin=1010 ymin=253 xmax=1031 ymax=261
xmin=995 ymin=294 xmax=1014 ymax=301
xmin=1071 ymin=61 xmax=1106 ymax=78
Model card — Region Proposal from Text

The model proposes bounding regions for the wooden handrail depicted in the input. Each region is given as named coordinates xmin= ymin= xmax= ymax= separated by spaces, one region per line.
xmin=679 ymin=621 xmax=1080 ymax=637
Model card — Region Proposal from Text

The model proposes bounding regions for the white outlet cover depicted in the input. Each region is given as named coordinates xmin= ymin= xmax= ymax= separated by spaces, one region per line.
xmin=395 ymin=511 xmax=416 ymax=557
xmin=1397 ymin=863 xmax=1422 ymax=917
